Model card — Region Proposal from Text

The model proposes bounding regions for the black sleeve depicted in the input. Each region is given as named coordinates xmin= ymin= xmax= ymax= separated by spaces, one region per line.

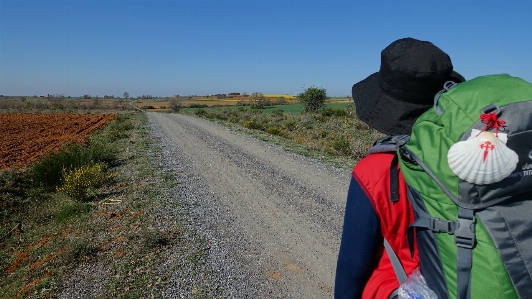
xmin=334 ymin=177 xmax=381 ymax=299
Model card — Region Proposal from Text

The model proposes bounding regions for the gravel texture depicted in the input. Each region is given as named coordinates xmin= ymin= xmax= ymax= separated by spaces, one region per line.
xmin=148 ymin=113 xmax=351 ymax=298
xmin=56 ymin=112 xmax=351 ymax=299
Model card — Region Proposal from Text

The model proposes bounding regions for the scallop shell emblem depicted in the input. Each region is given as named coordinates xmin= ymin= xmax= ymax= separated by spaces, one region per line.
xmin=447 ymin=130 xmax=519 ymax=185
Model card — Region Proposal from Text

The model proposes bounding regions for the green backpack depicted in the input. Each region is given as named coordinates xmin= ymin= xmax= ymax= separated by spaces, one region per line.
xmin=398 ymin=74 xmax=532 ymax=299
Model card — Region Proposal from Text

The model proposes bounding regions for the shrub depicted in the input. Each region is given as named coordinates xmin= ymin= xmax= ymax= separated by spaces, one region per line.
xmin=321 ymin=107 xmax=347 ymax=117
xmin=298 ymin=86 xmax=327 ymax=112
xmin=68 ymin=239 xmax=98 ymax=261
xmin=31 ymin=143 xmax=90 ymax=189
xmin=0 ymin=170 xmax=34 ymax=219
xmin=189 ymin=104 xmax=208 ymax=108
xmin=284 ymin=118 xmax=298 ymax=131
xmin=194 ymin=109 xmax=208 ymax=117
xmin=31 ymin=137 xmax=118 ymax=189
xmin=266 ymin=126 xmax=283 ymax=136
xmin=301 ymin=120 xmax=315 ymax=130
xmin=332 ymin=136 xmax=351 ymax=156
xmin=314 ymin=114 xmax=329 ymax=123
xmin=242 ymin=119 xmax=265 ymax=131
xmin=169 ymin=98 xmax=183 ymax=111
xmin=57 ymin=163 xmax=116 ymax=201
xmin=272 ymin=109 xmax=284 ymax=117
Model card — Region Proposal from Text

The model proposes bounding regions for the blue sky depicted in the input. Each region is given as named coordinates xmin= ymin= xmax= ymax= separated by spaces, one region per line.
xmin=1 ymin=0 xmax=531 ymax=97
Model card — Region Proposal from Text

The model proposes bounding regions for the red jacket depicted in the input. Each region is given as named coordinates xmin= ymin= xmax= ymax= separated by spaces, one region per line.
xmin=348 ymin=152 xmax=419 ymax=298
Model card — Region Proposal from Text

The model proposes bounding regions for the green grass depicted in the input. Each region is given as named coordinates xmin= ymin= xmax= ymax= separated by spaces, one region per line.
xmin=55 ymin=202 xmax=93 ymax=223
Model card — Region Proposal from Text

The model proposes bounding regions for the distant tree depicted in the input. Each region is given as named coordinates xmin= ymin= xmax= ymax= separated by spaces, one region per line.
xmin=123 ymin=92 xmax=130 ymax=99
xmin=169 ymin=98 xmax=183 ymax=112
xmin=250 ymin=92 xmax=267 ymax=109
xmin=298 ymin=86 xmax=327 ymax=112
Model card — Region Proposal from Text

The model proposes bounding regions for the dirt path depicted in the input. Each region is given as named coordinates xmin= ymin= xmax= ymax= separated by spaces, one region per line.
xmin=149 ymin=112 xmax=351 ymax=298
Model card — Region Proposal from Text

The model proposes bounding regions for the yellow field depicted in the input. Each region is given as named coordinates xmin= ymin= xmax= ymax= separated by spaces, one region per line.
xmin=135 ymin=98 xmax=239 ymax=110
xmin=134 ymin=93 xmax=353 ymax=111
xmin=263 ymin=94 xmax=296 ymax=99
xmin=135 ymin=94 xmax=301 ymax=110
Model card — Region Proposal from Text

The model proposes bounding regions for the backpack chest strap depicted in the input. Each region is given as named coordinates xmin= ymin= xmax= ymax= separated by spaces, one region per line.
xmin=407 ymin=186 xmax=477 ymax=299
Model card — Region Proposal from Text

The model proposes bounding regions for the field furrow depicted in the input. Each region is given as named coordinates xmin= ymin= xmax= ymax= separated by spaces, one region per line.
xmin=0 ymin=113 xmax=117 ymax=170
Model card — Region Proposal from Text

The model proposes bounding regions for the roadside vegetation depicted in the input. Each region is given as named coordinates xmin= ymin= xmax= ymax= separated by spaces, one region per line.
xmin=182 ymin=101 xmax=383 ymax=169
xmin=0 ymin=112 xmax=207 ymax=298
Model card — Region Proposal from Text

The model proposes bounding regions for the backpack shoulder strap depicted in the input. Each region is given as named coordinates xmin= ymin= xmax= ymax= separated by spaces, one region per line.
xmin=384 ymin=237 xmax=407 ymax=284
xmin=401 ymin=145 xmax=477 ymax=299
xmin=366 ymin=135 xmax=411 ymax=293
xmin=366 ymin=135 xmax=410 ymax=202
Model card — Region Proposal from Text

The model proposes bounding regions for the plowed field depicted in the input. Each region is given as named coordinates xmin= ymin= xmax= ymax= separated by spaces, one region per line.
xmin=0 ymin=113 xmax=117 ymax=170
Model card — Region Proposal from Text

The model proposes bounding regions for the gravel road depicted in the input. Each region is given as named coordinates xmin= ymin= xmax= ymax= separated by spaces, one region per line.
xmin=148 ymin=112 xmax=351 ymax=299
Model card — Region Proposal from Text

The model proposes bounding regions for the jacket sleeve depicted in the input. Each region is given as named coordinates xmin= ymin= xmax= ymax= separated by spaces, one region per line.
xmin=334 ymin=176 xmax=381 ymax=299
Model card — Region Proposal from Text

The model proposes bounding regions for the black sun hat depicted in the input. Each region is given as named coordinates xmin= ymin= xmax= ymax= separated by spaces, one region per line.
xmin=352 ymin=37 xmax=465 ymax=135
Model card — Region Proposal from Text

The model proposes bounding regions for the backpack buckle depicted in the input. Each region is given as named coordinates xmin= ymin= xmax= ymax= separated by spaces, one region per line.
xmin=390 ymin=135 xmax=410 ymax=147
xmin=399 ymin=147 xmax=417 ymax=164
xmin=454 ymin=215 xmax=476 ymax=249
xmin=429 ymin=218 xmax=455 ymax=233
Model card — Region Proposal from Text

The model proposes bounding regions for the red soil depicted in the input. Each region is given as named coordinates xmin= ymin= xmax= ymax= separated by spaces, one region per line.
xmin=0 ymin=113 xmax=117 ymax=170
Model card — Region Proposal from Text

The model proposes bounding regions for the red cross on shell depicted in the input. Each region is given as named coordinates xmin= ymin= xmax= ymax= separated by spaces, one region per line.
xmin=479 ymin=141 xmax=495 ymax=162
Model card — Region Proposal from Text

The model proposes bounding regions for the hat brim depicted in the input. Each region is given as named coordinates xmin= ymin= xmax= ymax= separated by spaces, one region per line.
xmin=352 ymin=72 xmax=434 ymax=135
xmin=352 ymin=70 xmax=466 ymax=135
xmin=450 ymin=70 xmax=466 ymax=83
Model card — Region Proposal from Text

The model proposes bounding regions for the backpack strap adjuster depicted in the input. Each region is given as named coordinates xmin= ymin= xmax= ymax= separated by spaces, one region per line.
xmin=390 ymin=134 xmax=410 ymax=147
xmin=455 ymin=208 xmax=476 ymax=299
xmin=454 ymin=210 xmax=476 ymax=249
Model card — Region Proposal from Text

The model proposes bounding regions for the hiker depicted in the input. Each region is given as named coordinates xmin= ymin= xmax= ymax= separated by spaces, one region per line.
xmin=334 ymin=37 xmax=465 ymax=299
